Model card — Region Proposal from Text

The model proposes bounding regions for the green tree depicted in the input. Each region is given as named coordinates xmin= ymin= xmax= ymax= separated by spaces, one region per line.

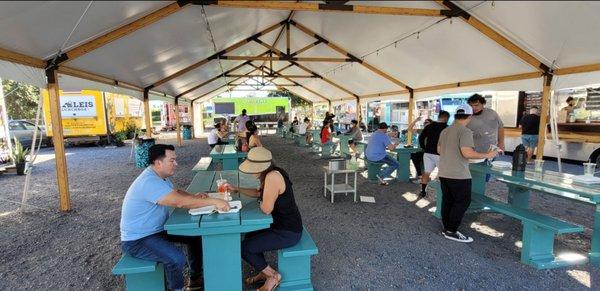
xmin=2 ymin=79 xmax=40 ymax=120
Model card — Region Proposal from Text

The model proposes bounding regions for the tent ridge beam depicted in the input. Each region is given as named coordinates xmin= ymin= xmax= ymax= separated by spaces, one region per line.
xmin=175 ymin=50 xmax=272 ymax=98
xmin=195 ymin=1 xmax=449 ymax=17
xmin=251 ymin=63 xmax=329 ymax=102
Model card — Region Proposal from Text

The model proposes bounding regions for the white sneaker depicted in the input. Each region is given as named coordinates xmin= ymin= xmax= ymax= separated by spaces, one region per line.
xmin=442 ymin=230 xmax=473 ymax=243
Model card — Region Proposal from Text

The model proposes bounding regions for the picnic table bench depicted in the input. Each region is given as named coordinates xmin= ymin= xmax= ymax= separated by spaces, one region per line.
xmin=191 ymin=157 xmax=213 ymax=174
xmin=431 ymin=163 xmax=600 ymax=269
xmin=358 ymin=141 xmax=420 ymax=182
xmin=209 ymin=144 xmax=247 ymax=170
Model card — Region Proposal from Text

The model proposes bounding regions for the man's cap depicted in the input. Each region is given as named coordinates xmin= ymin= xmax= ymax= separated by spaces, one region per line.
xmin=455 ymin=104 xmax=473 ymax=115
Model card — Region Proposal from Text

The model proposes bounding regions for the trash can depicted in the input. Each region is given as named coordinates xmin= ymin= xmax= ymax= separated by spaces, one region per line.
xmin=135 ymin=137 xmax=155 ymax=168
xmin=182 ymin=125 xmax=192 ymax=140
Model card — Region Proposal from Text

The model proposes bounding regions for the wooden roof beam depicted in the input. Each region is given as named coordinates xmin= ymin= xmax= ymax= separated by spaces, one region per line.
xmin=191 ymin=68 xmax=259 ymax=101
xmin=200 ymin=1 xmax=450 ymax=17
xmin=437 ymin=1 xmax=549 ymax=73
xmin=554 ymin=63 xmax=600 ymax=75
xmin=53 ymin=2 xmax=189 ymax=65
xmin=226 ymin=74 xmax=317 ymax=78
xmin=290 ymin=20 xmax=412 ymax=90
xmin=350 ymin=71 xmax=543 ymax=100
xmin=0 ymin=46 xmax=45 ymax=68
xmin=218 ymin=55 xmax=354 ymax=62
xmin=150 ymin=20 xmax=285 ymax=88
xmin=250 ymin=63 xmax=330 ymax=102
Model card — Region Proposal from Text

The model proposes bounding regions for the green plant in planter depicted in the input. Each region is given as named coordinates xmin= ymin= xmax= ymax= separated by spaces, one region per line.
xmin=124 ymin=120 xmax=140 ymax=139
xmin=113 ymin=131 xmax=127 ymax=147
xmin=11 ymin=137 xmax=29 ymax=175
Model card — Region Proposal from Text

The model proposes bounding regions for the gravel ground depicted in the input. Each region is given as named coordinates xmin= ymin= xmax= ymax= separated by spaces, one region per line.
xmin=0 ymin=135 xmax=599 ymax=290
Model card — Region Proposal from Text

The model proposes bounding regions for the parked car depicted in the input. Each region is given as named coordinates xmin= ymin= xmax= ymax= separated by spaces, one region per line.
xmin=8 ymin=120 xmax=53 ymax=148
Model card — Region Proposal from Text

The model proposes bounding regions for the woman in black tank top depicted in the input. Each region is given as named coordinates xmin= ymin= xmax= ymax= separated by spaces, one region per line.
xmin=228 ymin=147 xmax=302 ymax=291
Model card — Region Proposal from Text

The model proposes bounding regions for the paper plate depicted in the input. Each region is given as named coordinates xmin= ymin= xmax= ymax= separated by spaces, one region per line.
xmin=491 ymin=161 xmax=512 ymax=169
xmin=469 ymin=158 xmax=485 ymax=164
xmin=571 ymin=175 xmax=600 ymax=184
xmin=217 ymin=200 xmax=242 ymax=213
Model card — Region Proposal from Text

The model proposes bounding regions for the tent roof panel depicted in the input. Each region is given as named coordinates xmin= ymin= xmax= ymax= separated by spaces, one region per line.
xmin=457 ymin=1 xmax=600 ymax=68
xmin=362 ymin=19 xmax=534 ymax=89
xmin=0 ymin=1 xmax=170 ymax=59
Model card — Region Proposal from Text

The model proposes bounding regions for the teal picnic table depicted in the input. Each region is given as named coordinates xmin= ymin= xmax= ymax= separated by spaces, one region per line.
xmin=209 ymin=144 xmax=247 ymax=170
xmin=165 ymin=170 xmax=269 ymax=291
xmin=391 ymin=145 xmax=421 ymax=182
xmin=466 ymin=163 xmax=600 ymax=269
xmin=357 ymin=141 xmax=421 ymax=182
xmin=335 ymin=134 xmax=354 ymax=157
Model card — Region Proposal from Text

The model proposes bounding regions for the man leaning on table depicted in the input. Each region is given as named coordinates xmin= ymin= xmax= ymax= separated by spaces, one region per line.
xmin=120 ymin=144 xmax=230 ymax=291
xmin=437 ymin=105 xmax=498 ymax=243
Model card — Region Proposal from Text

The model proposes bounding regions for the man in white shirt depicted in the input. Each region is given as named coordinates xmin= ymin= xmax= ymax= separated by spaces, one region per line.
xmin=208 ymin=123 xmax=228 ymax=148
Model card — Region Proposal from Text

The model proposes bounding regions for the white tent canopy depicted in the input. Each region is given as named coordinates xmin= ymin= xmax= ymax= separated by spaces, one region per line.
xmin=0 ymin=1 xmax=598 ymax=104
xmin=2 ymin=1 xmax=600 ymax=212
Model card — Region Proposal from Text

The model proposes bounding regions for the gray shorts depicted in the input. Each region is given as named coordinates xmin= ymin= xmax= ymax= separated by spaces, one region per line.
xmin=423 ymin=153 xmax=440 ymax=173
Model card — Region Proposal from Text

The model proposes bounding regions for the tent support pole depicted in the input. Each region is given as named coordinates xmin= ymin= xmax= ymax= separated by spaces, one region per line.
xmin=175 ymin=97 xmax=182 ymax=146
xmin=190 ymin=101 xmax=195 ymax=139
xmin=46 ymin=68 xmax=70 ymax=212
xmin=536 ymin=74 xmax=553 ymax=160
xmin=406 ymin=89 xmax=415 ymax=144
xmin=143 ymin=88 xmax=152 ymax=138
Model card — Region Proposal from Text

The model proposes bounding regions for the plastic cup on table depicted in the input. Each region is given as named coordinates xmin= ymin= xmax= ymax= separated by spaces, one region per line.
xmin=216 ymin=179 xmax=228 ymax=199
xmin=534 ymin=160 xmax=544 ymax=172
xmin=583 ymin=163 xmax=596 ymax=177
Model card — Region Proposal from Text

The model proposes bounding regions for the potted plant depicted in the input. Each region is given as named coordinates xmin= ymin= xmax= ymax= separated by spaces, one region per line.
xmin=113 ymin=131 xmax=127 ymax=147
xmin=11 ymin=137 xmax=29 ymax=175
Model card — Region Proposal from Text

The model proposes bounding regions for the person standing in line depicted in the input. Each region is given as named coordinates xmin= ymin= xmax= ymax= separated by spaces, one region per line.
xmin=418 ymin=111 xmax=450 ymax=198
xmin=234 ymin=109 xmax=250 ymax=133
xmin=466 ymin=94 xmax=505 ymax=152
xmin=561 ymin=96 xmax=576 ymax=115
xmin=519 ymin=107 xmax=541 ymax=163
xmin=365 ymin=122 xmax=400 ymax=186
xmin=437 ymin=105 xmax=498 ymax=243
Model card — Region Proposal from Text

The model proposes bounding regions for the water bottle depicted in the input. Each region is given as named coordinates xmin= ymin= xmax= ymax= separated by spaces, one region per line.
xmin=512 ymin=144 xmax=527 ymax=171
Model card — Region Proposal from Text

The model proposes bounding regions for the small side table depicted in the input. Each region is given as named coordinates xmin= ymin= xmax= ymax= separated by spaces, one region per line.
xmin=323 ymin=166 xmax=358 ymax=203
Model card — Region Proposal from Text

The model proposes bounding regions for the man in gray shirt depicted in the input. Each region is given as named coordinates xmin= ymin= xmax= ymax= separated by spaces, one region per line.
xmin=437 ymin=105 xmax=498 ymax=243
xmin=466 ymin=94 xmax=505 ymax=152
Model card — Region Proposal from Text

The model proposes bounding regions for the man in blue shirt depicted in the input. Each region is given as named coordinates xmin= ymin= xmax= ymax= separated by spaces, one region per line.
xmin=365 ymin=122 xmax=400 ymax=185
xmin=120 ymin=144 xmax=230 ymax=291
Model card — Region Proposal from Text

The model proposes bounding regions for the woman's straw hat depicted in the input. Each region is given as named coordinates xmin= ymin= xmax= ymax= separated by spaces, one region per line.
xmin=239 ymin=147 xmax=272 ymax=174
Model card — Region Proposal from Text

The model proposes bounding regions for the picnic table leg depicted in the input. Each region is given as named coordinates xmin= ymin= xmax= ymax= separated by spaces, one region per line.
xmin=589 ymin=205 xmax=600 ymax=265
xmin=222 ymin=157 xmax=238 ymax=170
xmin=467 ymin=166 xmax=487 ymax=213
xmin=521 ymin=221 xmax=557 ymax=269
xmin=507 ymin=185 xmax=530 ymax=209
xmin=395 ymin=152 xmax=411 ymax=182
xmin=202 ymin=233 xmax=242 ymax=291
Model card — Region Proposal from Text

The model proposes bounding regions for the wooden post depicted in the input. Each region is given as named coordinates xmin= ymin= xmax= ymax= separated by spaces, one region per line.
xmin=190 ymin=101 xmax=195 ymax=139
xmin=407 ymin=89 xmax=415 ymax=143
xmin=46 ymin=68 xmax=70 ymax=212
xmin=175 ymin=98 xmax=182 ymax=146
xmin=143 ymin=88 xmax=152 ymax=137
xmin=536 ymin=74 xmax=553 ymax=160
xmin=356 ymin=97 xmax=361 ymax=122
xmin=198 ymin=103 xmax=205 ymax=136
